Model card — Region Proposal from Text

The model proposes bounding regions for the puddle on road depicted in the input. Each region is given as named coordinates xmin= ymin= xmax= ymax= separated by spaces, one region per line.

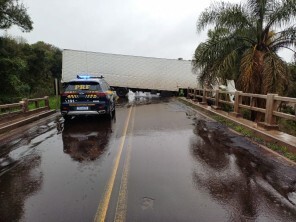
xmin=0 ymin=117 xmax=57 ymax=177
xmin=62 ymin=116 xmax=113 ymax=162
xmin=190 ymin=119 xmax=296 ymax=221
xmin=0 ymin=134 xmax=46 ymax=222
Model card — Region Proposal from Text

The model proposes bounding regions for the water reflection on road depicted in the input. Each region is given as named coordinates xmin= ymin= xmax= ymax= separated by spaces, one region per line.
xmin=61 ymin=117 xmax=112 ymax=162
xmin=0 ymin=119 xmax=56 ymax=222
xmin=191 ymin=119 xmax=296 ymax=221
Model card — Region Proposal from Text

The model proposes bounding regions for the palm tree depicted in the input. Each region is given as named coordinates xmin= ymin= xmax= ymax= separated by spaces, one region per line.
xmin=193 ymin=0 xmax=296 ymax=95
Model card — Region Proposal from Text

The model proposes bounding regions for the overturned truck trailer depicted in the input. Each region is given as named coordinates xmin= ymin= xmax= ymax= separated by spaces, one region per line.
xmin=62 ymin=49 xmax=198 ymax=97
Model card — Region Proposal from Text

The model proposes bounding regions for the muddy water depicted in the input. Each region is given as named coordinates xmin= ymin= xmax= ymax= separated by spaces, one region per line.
xmin=0 ymin=97 xmax=295 ymax=222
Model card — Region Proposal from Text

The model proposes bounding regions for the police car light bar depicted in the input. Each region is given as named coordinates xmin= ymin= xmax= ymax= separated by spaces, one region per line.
xmin=77 ymin=74 xmax=90 ymax=79
xmin=77 ymin=74 xmax=104 ymax=79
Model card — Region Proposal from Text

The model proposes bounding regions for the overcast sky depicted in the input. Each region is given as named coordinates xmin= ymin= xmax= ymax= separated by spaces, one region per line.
xmin=2 ymin=0 xmax=293 ymax=61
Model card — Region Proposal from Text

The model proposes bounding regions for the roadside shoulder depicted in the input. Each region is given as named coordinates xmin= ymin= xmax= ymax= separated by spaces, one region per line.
xmin=178 ymin=97 xmax=296 ymax=165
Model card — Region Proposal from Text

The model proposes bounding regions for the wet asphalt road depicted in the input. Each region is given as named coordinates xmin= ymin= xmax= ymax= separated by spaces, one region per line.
xmin=0 ymin=97 xmax=296 ymax=222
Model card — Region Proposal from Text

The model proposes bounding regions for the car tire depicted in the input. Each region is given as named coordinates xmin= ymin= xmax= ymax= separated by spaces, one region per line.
xmin=63 ymin=115 xmax=71 ymax=121
xmin=112 ymin=105 xmax=116 ymax=119
xmin=112 ymin=107 xmax=116 ymax=117
xmin=108 ymin=102 xmax=116 ymax=120
xmin=106 ymin=106 xmax=113 ymax=120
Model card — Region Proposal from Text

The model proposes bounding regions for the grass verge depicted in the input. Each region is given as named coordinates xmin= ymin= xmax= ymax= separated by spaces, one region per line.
xmin=49 ymin=96 xmax=60 ymax=110
xmin=27 ymin=96 xmax=59 ymax=110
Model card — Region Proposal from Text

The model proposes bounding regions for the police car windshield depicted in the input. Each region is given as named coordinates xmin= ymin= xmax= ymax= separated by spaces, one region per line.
xmin=65 ymin=82 xmax=102 ymax=91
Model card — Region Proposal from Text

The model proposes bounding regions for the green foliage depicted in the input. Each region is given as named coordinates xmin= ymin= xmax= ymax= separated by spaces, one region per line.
xmin=193 ymin=0 xmax=296 ymax=95
xmin=0 ymin=36 xmax=62 ymax=104
xmin=240 ymin=108 xmax=251 ymax=120
xmin=287 ymin=63 xmax=296 ymax=97
xmin=0 ymin=0 xmax=33 ymax=32
xmin=265 ymin=142 xmax=296 ymax=162
xmin=279 ymin=119 xmax=296 ymax=137
xmin=220 ymin=103 xmax=233 ymax=112
xmin=267 ymin=143 xmax=287 ymax=153
xmin=49 ymin=96 xmax=59 ymax=110
xmin=284 ymin=152 xmax=296 ymax=162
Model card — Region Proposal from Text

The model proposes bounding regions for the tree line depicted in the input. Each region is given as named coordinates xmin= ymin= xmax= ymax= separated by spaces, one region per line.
xmin=0 ymin=0 xmax=61 ymax=104
xmin=0 ymin=36 xmax=62 ymax=104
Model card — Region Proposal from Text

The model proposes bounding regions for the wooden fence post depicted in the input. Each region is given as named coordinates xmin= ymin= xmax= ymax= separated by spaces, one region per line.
xmin=22 ymin=98 xmax=28 ymax=113
xmin=200 ymin=89 xmax=207 ymax=105
xmin=263 ymin=94 xmax=278 ymax=127
xmin=215 ymin=90 xmax=219 ymax=107
xmin=230 ymin=91 xmax=242 ymax=117
xmin=212 ymin=90 xmax=220 ymax=109
xmin=44 ymin=96 xmax=50 ymax=110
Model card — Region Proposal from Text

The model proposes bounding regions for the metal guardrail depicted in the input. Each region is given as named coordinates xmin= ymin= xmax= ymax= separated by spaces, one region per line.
xmin=0 ymin=96 xmax=50 ymax=117
xmin=187 ymin=88 xmax=296 ymax=128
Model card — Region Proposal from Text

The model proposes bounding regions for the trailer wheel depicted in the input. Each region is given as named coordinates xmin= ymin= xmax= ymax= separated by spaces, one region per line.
xmin=160 ymin=91 xmax=174 ymax=97
xmin=116 ymin=88 xmax=128 ymax=98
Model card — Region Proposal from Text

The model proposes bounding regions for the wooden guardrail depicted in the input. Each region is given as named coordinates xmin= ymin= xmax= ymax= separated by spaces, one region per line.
xmin=187 ymin=88 xmax=296 ymax=129
xmin=0 ymin=96 xmax=50 ymax=119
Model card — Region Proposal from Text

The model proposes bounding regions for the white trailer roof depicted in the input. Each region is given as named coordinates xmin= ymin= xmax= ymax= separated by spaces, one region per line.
xmin=62 ymin=49 xmax=198 ymax=91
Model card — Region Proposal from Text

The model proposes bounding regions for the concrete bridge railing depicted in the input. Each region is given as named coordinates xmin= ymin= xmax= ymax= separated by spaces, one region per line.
xmin=0 ymin=96 xmax=50 ymax=120
xmin=187 ymin=88 xmax=296 ymax=129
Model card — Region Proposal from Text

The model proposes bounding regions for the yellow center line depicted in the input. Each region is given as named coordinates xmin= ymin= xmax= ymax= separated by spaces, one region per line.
xmin=114 ymin=107 xmax=136 ymax=222
xmin=94 ymin=106 xmax=133 ymax=222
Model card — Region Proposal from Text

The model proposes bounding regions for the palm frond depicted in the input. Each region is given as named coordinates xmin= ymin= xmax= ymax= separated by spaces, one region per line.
xmin=266 ymin=0 xmax=296 ymax=29
xmin=193 ymin=32 xmax=247 ymax=86
xmin=247 ymin=0 xmax=268 ymax=17
xmin=238 ymin=48 xmax=259 ymax=93
xmin=197 ymin=1 xmax=252 ymax=32
xmin=269 ymin=26 xmax=296 ymax=51
xmin=262 ymin=52 xmax=289 ymax=94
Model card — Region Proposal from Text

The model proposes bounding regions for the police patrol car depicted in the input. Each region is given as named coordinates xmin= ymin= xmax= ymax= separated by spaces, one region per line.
xmin=60 ymin=75 xmax=116 ymax=120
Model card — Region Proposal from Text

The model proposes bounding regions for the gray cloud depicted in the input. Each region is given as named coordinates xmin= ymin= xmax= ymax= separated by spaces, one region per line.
xmin=6 ymin=0 xmax=292 ymax=62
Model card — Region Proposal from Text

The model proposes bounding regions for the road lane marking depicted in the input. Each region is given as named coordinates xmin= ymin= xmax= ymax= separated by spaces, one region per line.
xmin=94 ymin=106 xmax=133 ymax=222
xmin=114 ymin=107 xmax=136 ymax=222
